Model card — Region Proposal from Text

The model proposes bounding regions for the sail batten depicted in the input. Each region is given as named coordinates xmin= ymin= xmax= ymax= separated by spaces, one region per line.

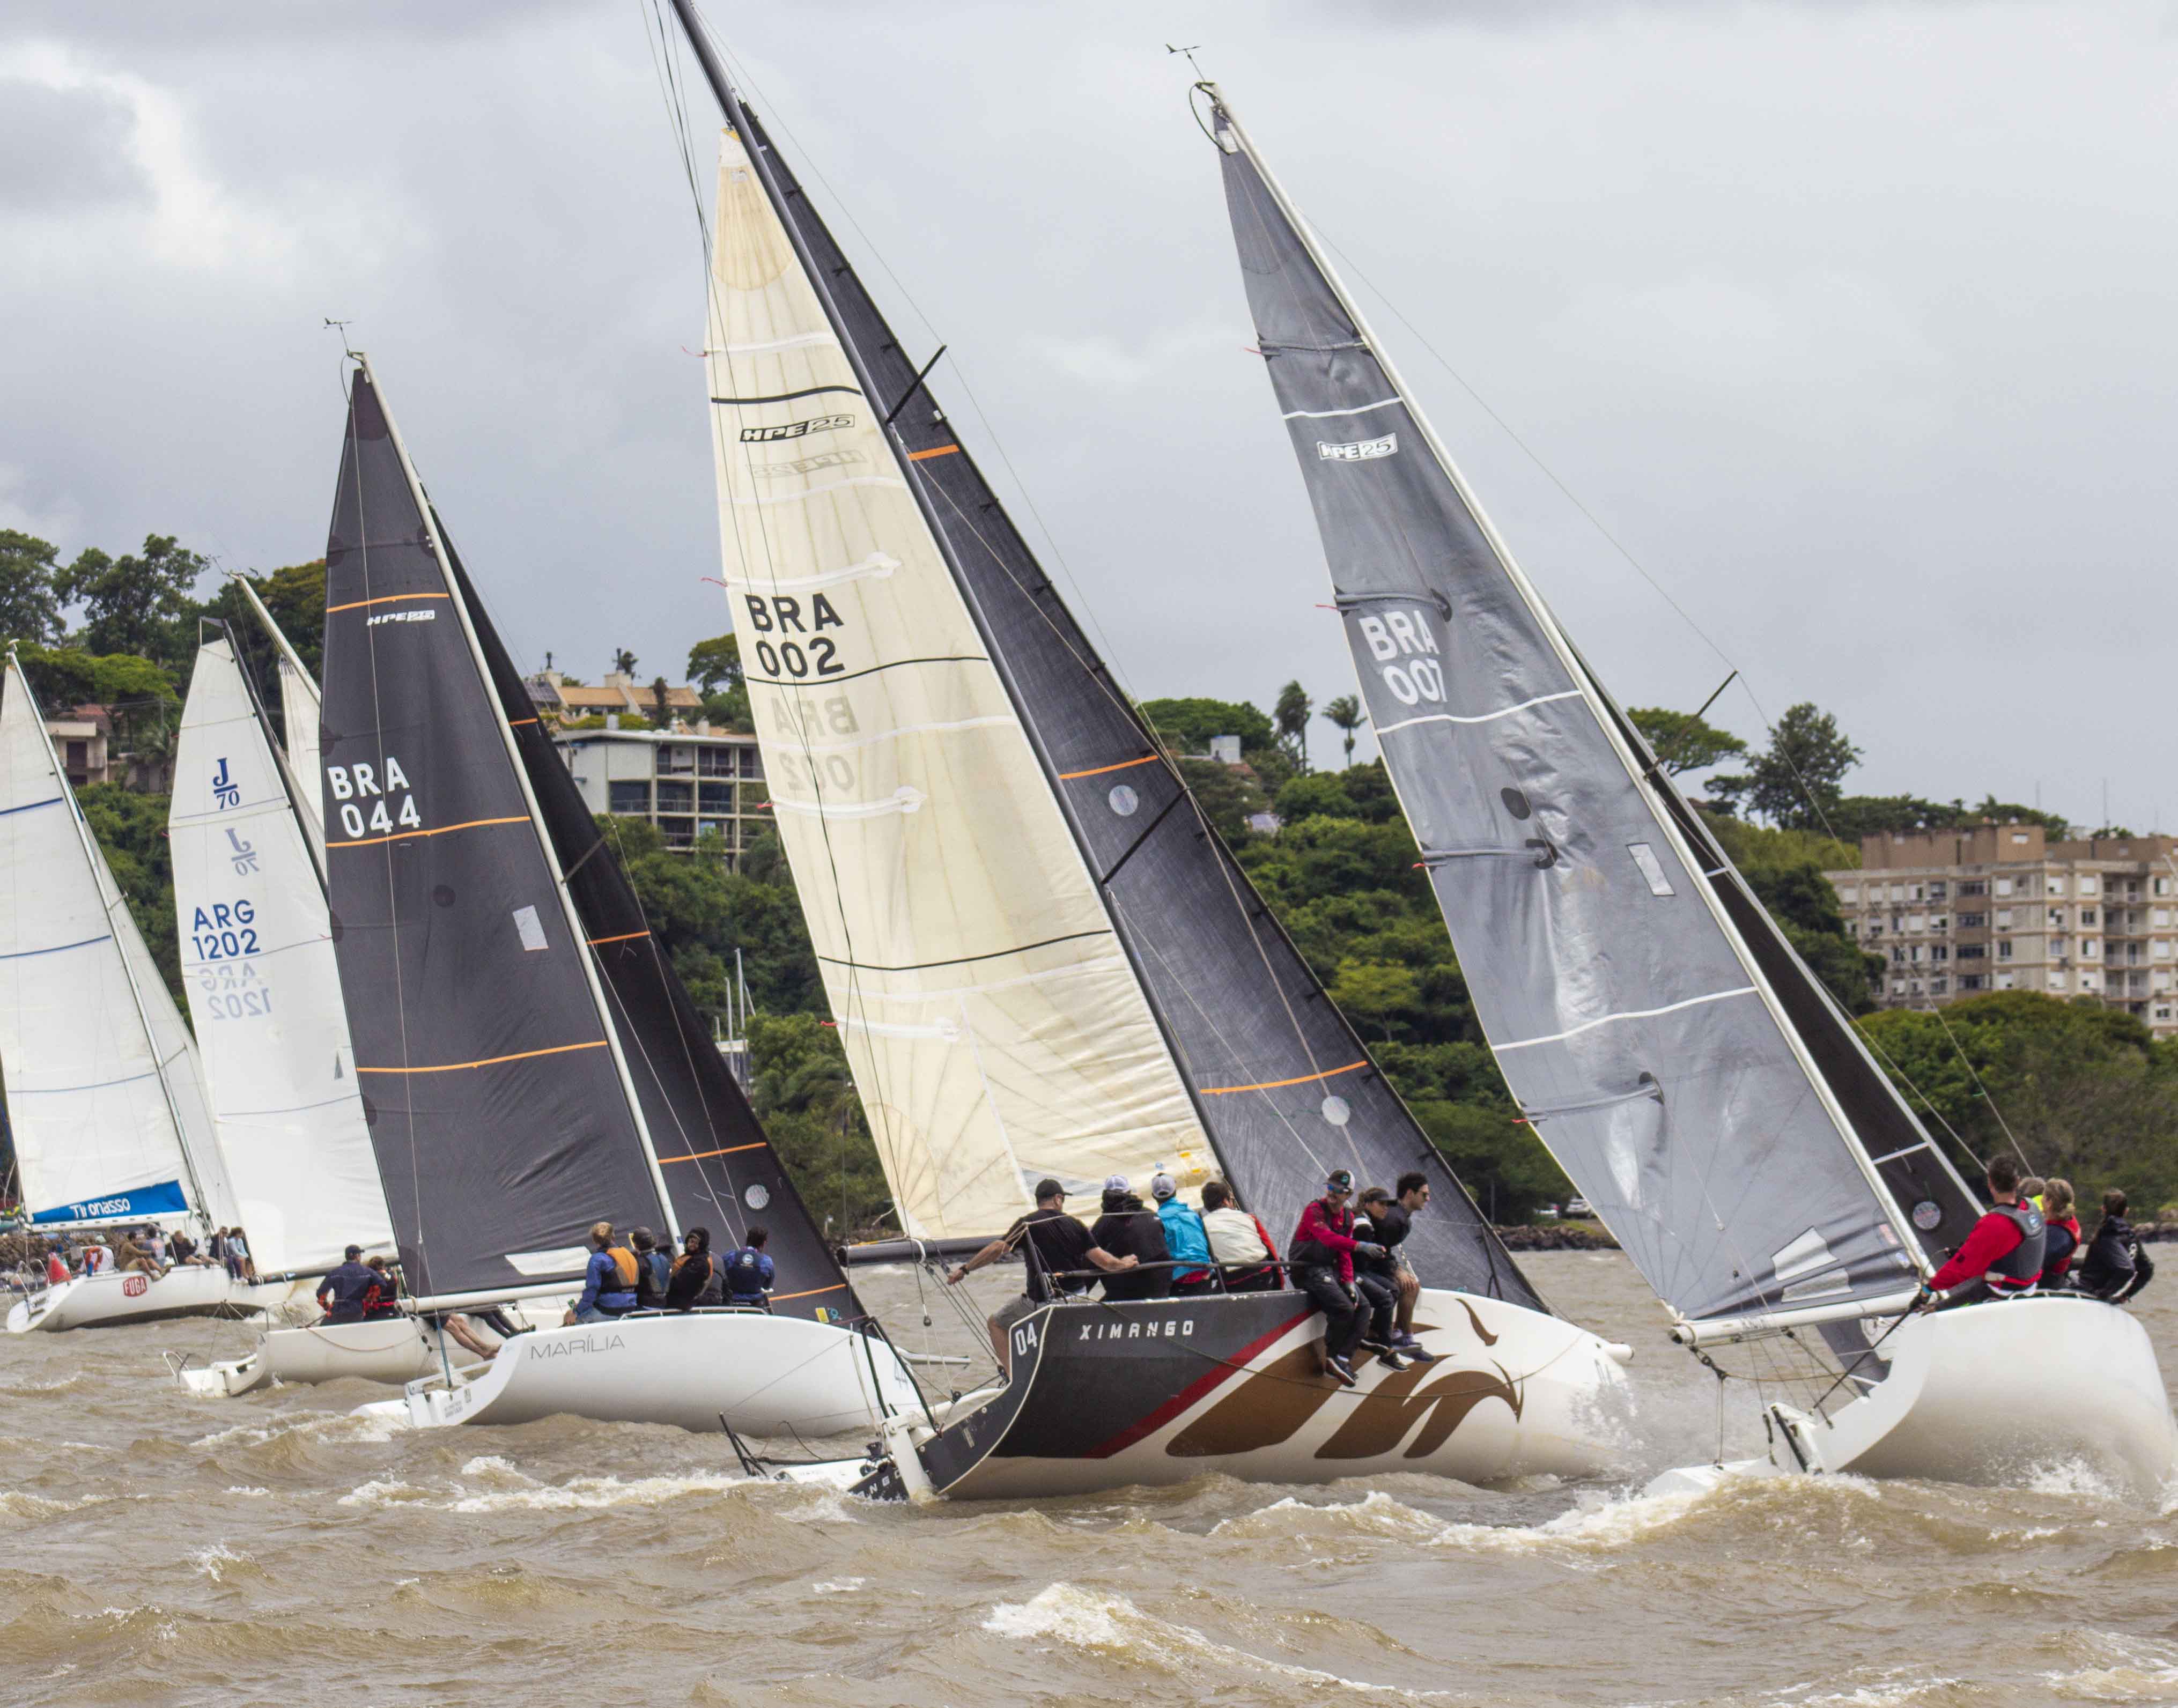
xmin=1207 ymin=86 xmax=1936 ymax=1327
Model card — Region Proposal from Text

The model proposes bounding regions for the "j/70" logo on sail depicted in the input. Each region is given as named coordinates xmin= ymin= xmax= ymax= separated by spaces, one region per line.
xmin=1356 ymin=608 xmax=1445 ymax=706
xmin=327 ymin=755 xmax=422 ymax=840
xmin=739 ymin=413 xmax=855 ymax=443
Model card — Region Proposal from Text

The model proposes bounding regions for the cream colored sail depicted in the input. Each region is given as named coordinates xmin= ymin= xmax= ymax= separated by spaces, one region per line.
xmin=703 ymin=130 xmax=1207 ymax=1237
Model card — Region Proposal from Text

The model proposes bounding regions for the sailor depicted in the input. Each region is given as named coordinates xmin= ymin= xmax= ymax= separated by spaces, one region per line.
xmin=630 ymin=1228 xmax=668 ymax=1311
xmin=1383 ymin=1172 xmax=1438 ymax=1362
xmin=1288 ymin=1170 xmax=1387 ymax=1386
xmin=1352 ymin=1189 xmax=1409 ymax=1369
xmin=563 ymin=1222 xmax=641 ymax=1325
xmin=946 ymin=1179 xmax=1139 ymax=1372
xmin=1091 ymin=1177 xmax=1171 ymax=1300
xmin=2078 ymin=1189 xmax=2155 ymax=1303
xmin=362 ymin=1256 xmax=402 ymax=1319
xmin=1918 ymin=1156 xmax=2046 ymax=1307
xmin=723 ymin=1226 xmax=775 ymax=1310
xmin=1200 ymin=1180 xmax=1282 ymax=1292
xmin=667 ymin=1226 xmax=716 ymax=1311
xmin=2037 ymin=1179 xmax=2083 ymax=1289
xmin=1151 ymin=1174 xmax=1216 ymax=1296
xmin=316 ymin=1244 xmax=381 ymax=1324
xmin=42 ymin=1246 xmax=69 ymax=1287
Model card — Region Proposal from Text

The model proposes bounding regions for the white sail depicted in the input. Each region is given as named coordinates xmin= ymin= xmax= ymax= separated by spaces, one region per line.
xmin=0 ymin=662 xmax=232 ymax=1229
xmin=169 ymin=637 xmax=393 ymax=1274
xmin=704 ymin=130 xmax=1208 ymax=1237
xmin=228 ymin=575 xmax=324 ymax=856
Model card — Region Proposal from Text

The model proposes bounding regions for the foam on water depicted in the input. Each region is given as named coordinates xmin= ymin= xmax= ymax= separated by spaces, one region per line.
xmin=2044 ymin=1630 xmax=2178 ymax=1702
xmin=191 ymin=1409 xmax=401 ymax=1450
xmin=334 ymin=1461 xmax=857 ymax=1516
xmin=188 ymin=1543 xmax=247 ymax=1583
xmin=984 ymin=1581 xmax=1450 ymax=1699
xmin=2021 ymin=1458 xmax=2124 ymax=1502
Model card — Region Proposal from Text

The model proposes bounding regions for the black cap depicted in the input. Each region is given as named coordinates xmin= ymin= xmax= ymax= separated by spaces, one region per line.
xmin=1033 ymin=1178 xmax=1065 ymax=1201
xmin=344 ymin=1244 xmax=363 ymax=1259
xmin=1325 ymin=1169 xmax=1355 ymax=1194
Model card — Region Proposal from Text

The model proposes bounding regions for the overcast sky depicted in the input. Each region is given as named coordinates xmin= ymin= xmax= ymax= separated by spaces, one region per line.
xmin=4 ymin=2 xmax=2174 ymax=831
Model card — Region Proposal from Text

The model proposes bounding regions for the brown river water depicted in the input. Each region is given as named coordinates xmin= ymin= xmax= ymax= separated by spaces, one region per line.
xmin=6 ymin=1251 xmax=2178 ymax=1707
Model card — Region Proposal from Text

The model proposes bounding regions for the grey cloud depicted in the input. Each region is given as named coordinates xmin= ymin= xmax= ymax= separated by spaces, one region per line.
xmin=0 ymin=78 xmax=148 ymax=209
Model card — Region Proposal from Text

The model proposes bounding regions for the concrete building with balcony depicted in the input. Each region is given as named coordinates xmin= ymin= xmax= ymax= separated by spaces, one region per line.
xmin=553 ymin=724 xmax=769 ymax=864
xmin=1826 ymin=825 xmax=2178 ymax=1037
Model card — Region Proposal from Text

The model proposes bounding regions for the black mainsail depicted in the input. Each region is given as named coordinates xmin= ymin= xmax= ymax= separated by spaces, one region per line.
xmin=1202 ymin=85 xmax=1981 ymax=1337
xmin=669 ymin=6 xmax=1536 ymax=1306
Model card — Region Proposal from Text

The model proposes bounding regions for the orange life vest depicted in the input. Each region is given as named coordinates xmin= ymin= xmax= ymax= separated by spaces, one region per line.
xmin=605 ymin=1245 xmax=641 ymax=1290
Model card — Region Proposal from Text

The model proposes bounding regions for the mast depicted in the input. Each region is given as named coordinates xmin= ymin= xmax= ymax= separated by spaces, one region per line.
xmin=358 ymin=356 xmax=681 ymax=1244
xmin=6 ymin=648 xmax=219 ymax=1226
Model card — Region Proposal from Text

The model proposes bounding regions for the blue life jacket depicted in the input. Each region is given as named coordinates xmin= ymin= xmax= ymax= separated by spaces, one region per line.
xmin=724 ymin=1246 xmax=773 ymax=1302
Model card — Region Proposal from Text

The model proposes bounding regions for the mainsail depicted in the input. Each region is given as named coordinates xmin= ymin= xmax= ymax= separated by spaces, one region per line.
xmin=1204 ymin=87 xmax=1979 ymax=1335
xmin=0 ymin=660 xmax=238 ymax=1231
xmin=320 ymin=362 xmax=670 ymax=1300
xmin=169 ymin=634 xmax=394 ymax=1276
xmin=682 ymin=24 xmax=1533 ymax=1303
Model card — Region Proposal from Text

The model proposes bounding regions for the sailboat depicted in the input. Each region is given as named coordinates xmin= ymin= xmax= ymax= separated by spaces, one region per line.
xmin=0 ymin=655 xmax=269 ymax=1333
xmin=321 ymin=355 xmax=918 ymax=1436
xmin=1198 ymin=84 xmax=2177 ymax=1493
xmin=167 ymin=620 xmax=457 ymax=1396
xmin=669 ymin=2 xmax=1631 ymax=1500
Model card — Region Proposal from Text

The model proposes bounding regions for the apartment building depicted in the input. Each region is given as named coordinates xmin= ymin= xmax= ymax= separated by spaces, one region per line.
xmin=1827 ymin=825 xmax=2178 ymax=1037
xmin=553 ymin=725 xmax=769 ymax=865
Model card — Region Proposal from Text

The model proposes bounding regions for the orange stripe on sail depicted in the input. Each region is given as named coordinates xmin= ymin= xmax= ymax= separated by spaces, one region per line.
xmin=326 ymin=592 xmax=452 ymax=614
xmin=907 ymin=444 xmax=960 ymax=462
xmin=356 ymin=1039 xmax=611 ymax=1075
xmin=508 ymin=717 xmax=539 ymax=728
xmin=1200 ymin=1060 xmax=1369 ymax=1096
xmin=1058 ymin=754 xmax=1160 ymax=781
xmin=328 ymin=814 xmax=528 ymax=851
xmin=770 ymin=1283 xmax=847 ymax=1303
xmin=586 ymin=929 xmax=649 ymax=946
xmin=655 ymin=1142 xmax=767 ymax=1164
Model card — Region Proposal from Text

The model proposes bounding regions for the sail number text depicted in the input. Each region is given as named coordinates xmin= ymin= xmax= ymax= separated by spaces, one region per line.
xmin=326 ymin=755 xmax=420 ymax=841
xmin=741 ymin=595 xmax=847 ymax=681
xmin=1356 ymin=608 xmax=1446 ymax=707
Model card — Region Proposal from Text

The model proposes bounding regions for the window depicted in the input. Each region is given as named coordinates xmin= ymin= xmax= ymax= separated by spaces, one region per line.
xmin=1957 ymin=943 xmax=1985 ymax=959
xmin=2158 ymin=969 xmax=2174 ymax=989
xmin=2158 ymin=877 xmax=2172 ymax=898
xmin=1930 ymin=945 xmax=1950 ymax=962
xmin=1844 ymin=921 xmax=1859 ymax=937
xmin=1997 ymin=941 xmax=2012 ymax=960
xmin=1929 ymin=916 xmax=1949 ymax=933
xmin=1995 ymin=973 xmax=2015 ymax=991
xmin=655 ymin=780 xmax=695 ymax=813
xmin=1960 ymin=880 xmax=1988 ymax=897
xmin=657 ymin=745 xmax=696 ymax=776
xmin=2155 ymin=908 xmax=2171 ymax=928
xmin=1839 ymin=886 xmax=1859 ymax=904
xmin=2157 ymin=1005 xmax=2173 ymax=1022
xmin=1996 ymin=878 xmax=2015 ymax=897
xmin=2080 ymin=875 xmax=2100 ymax=896
xmin=2081 ymin=970 xmax=2102 ymax=989
xmin=2157 ymin=941 xmax=2174 ymax=961
xmin=2012 ymin=832 xmax=2031 ymax=844
xmin=608 ymin=781 xmax=651 ymax=815
xmin=1909 ymin=884 xmax=1925 ymax=901
xmin=1909 ymin=979 xmax=1923 ymax=995
xmin=2051 ymin=937 xmax=2069 ymax=956
xmin=1959 ymin=912 xmax=1986 ymax=928
xmin=1909 ymin=945 xmax=1924 ymax=963
xmin=698 ymin=747 xmax=737 ymax=777
xmin=658 ymin=816 xmax=696 ymax=849
xmin=2048 ymin=972 xmax=2068 ymax=991
xmin=1889 ymin=884 xmax=1907 ymax=901
xmin=697 ymin=781 xmax=735 ymax=811
xmin=1929 ymin=882 xmax=1948 ymax=900
xmin=2049 ymin=908 xmax=2066 ymax=927
xmin=1931 ymin=977 xmax=1948 ymax=994
xmin=1960 ymin=974 xmax=1985 ymax=991
xmin=1891 ymin=947 xmax=1906 ymax=965
xmin=1891 ymin=979 xmax=1907 ymax=995
xmin=2047 ymin=877 xmax=2068 ymax=896
xmin=1995 ymin=909 xmax=2013 ymax=929
xmin=1907 ymin=914 xmax=1926 ymax=933
xmin=2084 ymin=938 xmax=2101 ymax=958
xmin=2081 ymin=907 xmax=2099 ymax=926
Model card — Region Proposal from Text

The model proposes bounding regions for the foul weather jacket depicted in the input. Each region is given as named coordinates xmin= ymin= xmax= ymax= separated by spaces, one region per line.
xmin=1928 ymin=1202 xmax=2043 ymax=1293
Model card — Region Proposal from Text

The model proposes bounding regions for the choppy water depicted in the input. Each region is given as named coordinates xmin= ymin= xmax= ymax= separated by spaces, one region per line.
xmin=6 ymin=1251 xmax=2178 ymax=1706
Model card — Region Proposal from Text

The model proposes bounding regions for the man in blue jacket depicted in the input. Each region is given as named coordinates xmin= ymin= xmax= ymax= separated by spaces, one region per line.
xmin=1152 ymin=1174 xmax=1216 ymax=1296
xmin=723 ymin=1225 xmax=776 ymax=1310
xmin=564 ymin=1222 xmax=641 ymax=1325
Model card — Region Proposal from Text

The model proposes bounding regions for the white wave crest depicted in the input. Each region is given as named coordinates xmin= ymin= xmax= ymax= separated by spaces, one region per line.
xmin=190 ymin=1543 xmax=247 ymax=1583
xmin=340 ymin=1467 xmax=757 ymax=1513
xmin=191 ymin=1409 xmax=400 ymax=1450
xmin=1211 ymin=1489 xmax=1448 ymax=1544
xmin=2043 ymin=1629 xmax=2178 ymax=1702
xmin=984 ymin=1581 xmax=1444 ymax=1698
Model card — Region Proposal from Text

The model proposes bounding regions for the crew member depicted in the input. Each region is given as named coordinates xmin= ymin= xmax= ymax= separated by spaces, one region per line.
xmin=667 ymin=1227 xmax=716 ymax=1311
xmin=946 ymin=1179 xmax=1138 ymax=1369
xmin=2078 ymin=1189 xmax=2155 ymax=1303
xmin=1151 ymin=1174 xmax=1216 ymax=1296
xmin=1091 ymin=1176 xmax=1170 ymax=1301
xmin=1201 ymin=1180 xmax=1281 ymax=1292
xmin=1289 ymin=1170 xmax=1386 ymax=1386
xmin=1919 ymin=1156 xmax=2046 ymax=1306
xmin=2038 ymin=1178 xmax=2082 ymax=1289
xmin=1353 ymin=1189 xmax=1409 ymax=1369
xmin=362 ymin=1256 xmax=402 ymax=1318
xmin=317 ymin=1244 xmax=381 ymax=1324
xmin=564 ymin=1222 xmax=641 ymax=1325
xmin=723 ymin=1226 xmax=775 ymax=1310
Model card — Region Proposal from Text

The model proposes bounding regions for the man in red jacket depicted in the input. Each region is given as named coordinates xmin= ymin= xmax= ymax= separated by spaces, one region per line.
xmin=1289 ymin=1170 xmax=1386 ymax=1386
xmin=1920 ymin=1155 xmax=2047 ymax=1308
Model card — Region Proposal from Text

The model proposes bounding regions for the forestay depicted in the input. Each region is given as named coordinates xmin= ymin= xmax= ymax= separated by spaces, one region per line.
xmin=698 ymin=90 xmax=1535 ymax=1303
xmin=320 ymin=365 xmax=668 ymax=1299
xmin=1207 ymin=89 xmax=1937 ymax=1330
xmin=0 ymin=662 xmax=236 ymax=1230
xmin=171 ymin=637 xmax=394 ymax=1275
xmin=232 ymin=575 xmax=326 ymax=856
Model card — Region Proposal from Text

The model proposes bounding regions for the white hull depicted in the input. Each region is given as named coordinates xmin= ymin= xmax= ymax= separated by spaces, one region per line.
xmin=355 ymin=1310 xmax=923 ymax=1436
xmin=6 ymin=1269 xmax=301 ymax=1334
xmin=1650 ymin=1296 xmax=2178 ymax=1497
xmin=177 ymin=1299 xmax=571 ymax=1397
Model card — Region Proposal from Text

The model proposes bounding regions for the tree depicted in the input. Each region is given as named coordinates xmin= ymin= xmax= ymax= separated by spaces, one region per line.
xmin=650 ymin=675 xmax=671 ymax=727
xmin=1274 ymin=679 xmax=1313 ymax=772
xmin=203 ymin=560 xmax=327 ymax=678
xmin=1321 ymin=694 xmax=1364 ymax=766
xmin=1628 ymin=705 xmax=1747 ymax=777
xmin=1139 ymin=695 xmax=1276 ymax=755
xmin=55 ymin=535 xmax=210 ymax=677
xmin=1741 ymin=701 xmax=1862 ymax=830
xmin=687 ymin=633 xmax=743 ymax=694
xmin=0 ymin=531 xmax=64 ymax=644
xmin=612 ymin=647 xmax=638 ymax=677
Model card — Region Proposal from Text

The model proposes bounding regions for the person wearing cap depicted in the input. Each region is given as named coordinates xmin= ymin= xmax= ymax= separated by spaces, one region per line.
xmin=1091 ymin=1174 xmax=1172 ymax=1302
xmin=947 ymin=1180 xmax=1139 ymax=1369
xmin=1151 ymin=1173 xmax=1215 ymax=1296
xmin=1288 ymin=1170 xmax=1387 ymax=1386
xmin=316 ymin=1244 xmax=382 ymax=1325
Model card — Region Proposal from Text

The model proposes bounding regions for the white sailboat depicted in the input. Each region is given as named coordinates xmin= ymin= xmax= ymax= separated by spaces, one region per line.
xmin=1198 ymin=83 xmax=2177 ymax=1495
xmin=0 ymin=654 xmax=275 ymax=1333
xmin=670 ymin=2 xmax=1631 ymax=1499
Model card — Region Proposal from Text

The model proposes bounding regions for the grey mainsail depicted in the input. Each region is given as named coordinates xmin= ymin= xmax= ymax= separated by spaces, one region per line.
xmin=320 ymin=362 xmax=669 ymax=1300
xmin=670 ymin=7 xmax=1535 ymax=1304
xmin=1205 ymin=86 xmax=1968 ymax=1334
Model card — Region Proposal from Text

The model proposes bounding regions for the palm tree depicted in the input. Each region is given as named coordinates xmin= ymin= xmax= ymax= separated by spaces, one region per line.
xmin=612 ymin=646 xmax=638 ymax=677
xmin=1321 ymin=694 xmax=1365 ymax=766
xmin=1273 ymin=679 xmax=1312 ymax=772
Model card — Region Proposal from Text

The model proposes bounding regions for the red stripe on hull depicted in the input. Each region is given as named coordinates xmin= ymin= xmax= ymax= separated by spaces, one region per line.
xmin=1082 ymin=1308 xmax=1315 ymax=1460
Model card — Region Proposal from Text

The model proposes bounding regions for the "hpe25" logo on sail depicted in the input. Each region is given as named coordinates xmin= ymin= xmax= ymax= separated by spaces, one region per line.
xmin=740 ymin=413 xmax=854 ymax=444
